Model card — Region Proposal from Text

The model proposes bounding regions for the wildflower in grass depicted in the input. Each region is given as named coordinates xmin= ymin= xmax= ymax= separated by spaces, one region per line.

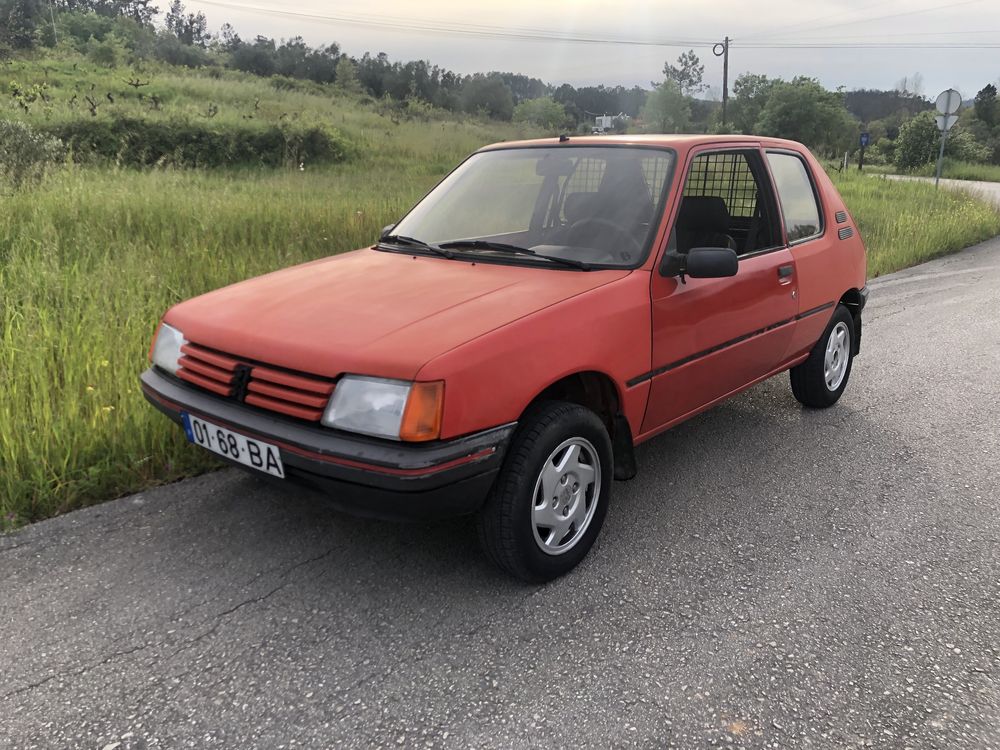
xmin=86 ymin=385 xmax=95 ymax=393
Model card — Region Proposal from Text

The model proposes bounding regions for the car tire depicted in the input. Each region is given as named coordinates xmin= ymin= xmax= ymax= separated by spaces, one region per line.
xmin=476 ymin=400 xmax=613 ymax=583
xmin=790 ymin=303 xmax=856 ymax=408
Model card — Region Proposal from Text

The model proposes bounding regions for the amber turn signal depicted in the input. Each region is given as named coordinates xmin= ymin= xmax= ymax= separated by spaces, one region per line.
xmin=399 ymin=381 xmax=444 ymax=442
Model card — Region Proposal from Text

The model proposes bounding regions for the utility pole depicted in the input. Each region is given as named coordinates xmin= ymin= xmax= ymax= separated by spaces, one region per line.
xmin=48 ymin=0 xmax=58 ymax=44
xmin=713 ymin=37 xmax=730 ymax=128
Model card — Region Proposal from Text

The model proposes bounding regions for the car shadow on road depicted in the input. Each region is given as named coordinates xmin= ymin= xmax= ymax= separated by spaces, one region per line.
xmin=184 ymin=375 xmax=899 ymax=612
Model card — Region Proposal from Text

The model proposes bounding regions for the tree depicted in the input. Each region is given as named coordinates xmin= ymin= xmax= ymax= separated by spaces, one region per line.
xmin=461 ymin=75 xmax=514 ymax=120
xmin=894 ymin=111 xmax=939 ymax=170
xmin=513 ymin=97 xmax=568 ymax=132
xmin=490 ymin=72 xmax=548 ymax=104
xmin=893 ymin=72 xmax=924 ymax=96
xmin=334 ymin=56 xmax=361 ymax=95
xmin=229 ymin=36 xmax=276 ymax=77
xmin=974 ymin=84 xmax=998 ymax=127
xmin=2 ymin=0 xmax=41 ymax=49
xmin=662 ymin=50 xmax=705 ymax=96
xmin=165 ymin=0 xmax=208 ymax=46
xmin=218 ymin=22 xmax=241 ymax=52
xmin=729 ymin=73 xmax=776 ymax=134
xmin=755 ymin=77 xmax=856 ymax=155
xmin=117 ymin=0 xmax=157 ymax=25
xmin=640 ymin=79 xmax=690 ymax=133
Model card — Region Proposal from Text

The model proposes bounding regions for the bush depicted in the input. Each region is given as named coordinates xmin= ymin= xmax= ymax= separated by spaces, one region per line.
xmin=946 ymin=130 xmax=991 ymax=164
xmin=513 ymin=97 xmax=569 ymax=132
xmin=0 ymin=120 xmax=65 ymax=190
xmin=895 ymin=111 xmax=939 ymax=171
xmin=41 ymin=116 xmax=350 ymax=168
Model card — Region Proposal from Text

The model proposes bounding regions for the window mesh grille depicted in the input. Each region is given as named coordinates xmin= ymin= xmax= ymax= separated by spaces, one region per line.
xmin=683 ymin=152 xmax=758 ymax=218
xmin=564 ymin=158 xmax=606 ymax=195
xmin=640 ymin=156 xmax=670 ymax=199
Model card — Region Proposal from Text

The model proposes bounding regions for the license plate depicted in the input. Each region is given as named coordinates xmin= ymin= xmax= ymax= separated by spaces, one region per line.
xmin=181 ymin=413 xmax=285 ymax=479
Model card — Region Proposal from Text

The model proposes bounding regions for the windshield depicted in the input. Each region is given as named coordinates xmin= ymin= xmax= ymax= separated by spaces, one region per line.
xmin=387 ymin=146 xmax=675 ymax=269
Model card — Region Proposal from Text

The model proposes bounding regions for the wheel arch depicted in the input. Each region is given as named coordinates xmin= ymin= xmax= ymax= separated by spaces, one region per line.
xmin=525 ymin=370 xmax=637 ymax=481
xmin=838 ymin=287 xmax=865 ymax=355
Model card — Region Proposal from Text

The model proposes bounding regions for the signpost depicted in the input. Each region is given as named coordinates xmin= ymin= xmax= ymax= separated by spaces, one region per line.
xmin=858 ymin=131 xmax=870 ymax=171
xmin=934 ymin=89 xmax=962 ymax=187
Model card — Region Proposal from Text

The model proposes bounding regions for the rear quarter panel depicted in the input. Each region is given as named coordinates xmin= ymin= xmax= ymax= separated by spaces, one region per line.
xmin=416 ymin=272 xmax=653 ymax=440
xmin=777 ymin=147 xmax=868 ymax=358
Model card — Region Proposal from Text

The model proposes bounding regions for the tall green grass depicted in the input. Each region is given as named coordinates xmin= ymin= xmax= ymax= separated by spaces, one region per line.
xmin=832 ymin=171 xmax=1000 ymax=276
xmin=2 ymin=157 xmax=999 ymax=529
xmin=906 ymin=159 xmax=1000 ymax=183
xmin=0 ymin=160 xmax=481 ymax=527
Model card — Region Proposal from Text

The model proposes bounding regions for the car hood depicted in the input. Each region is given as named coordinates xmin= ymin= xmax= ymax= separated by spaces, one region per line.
xmin=164 ymin=248 xmax=631 ymax=380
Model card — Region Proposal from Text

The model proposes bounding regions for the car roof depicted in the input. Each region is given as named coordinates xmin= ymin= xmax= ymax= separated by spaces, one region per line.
xmin=478 ymin=134 xmax=806 ymax=152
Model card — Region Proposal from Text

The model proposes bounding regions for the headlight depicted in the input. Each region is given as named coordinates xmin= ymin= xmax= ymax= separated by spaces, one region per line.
xmin=322 ymin=376 xmax=444 ymax=442
xmin=151 ymin=322 xmax=186 ymax=375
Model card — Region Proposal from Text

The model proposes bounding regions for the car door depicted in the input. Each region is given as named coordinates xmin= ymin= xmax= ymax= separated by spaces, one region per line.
xmin=639 ymin=146 xmax=799 ymax=435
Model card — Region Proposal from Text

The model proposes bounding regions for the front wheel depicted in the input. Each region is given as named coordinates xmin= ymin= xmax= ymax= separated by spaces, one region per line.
xmin=790 ymin=303 xmax=856 ymax=408
xmin=477 ymin=401 xmax=612 ymax=582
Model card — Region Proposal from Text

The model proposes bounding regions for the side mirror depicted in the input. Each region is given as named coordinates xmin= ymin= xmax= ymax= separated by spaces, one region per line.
xmin=661 ymin=247 xmax=738 ymax=279
xmin=380 ymin=224 xmax=395 ymax=239
xmin=686 ymin=247 xmax=738 ymax=278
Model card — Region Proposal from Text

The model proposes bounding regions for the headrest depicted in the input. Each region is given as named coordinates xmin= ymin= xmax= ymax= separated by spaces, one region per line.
xmin=564 ymin=193 xmax=599 ymax=224
xmin=676 ymin=196 xmax=730 ymax=231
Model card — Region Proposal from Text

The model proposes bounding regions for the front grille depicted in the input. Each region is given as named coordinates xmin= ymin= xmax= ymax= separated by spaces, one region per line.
xmin=176 ymin=342 xmax=335 ymax=422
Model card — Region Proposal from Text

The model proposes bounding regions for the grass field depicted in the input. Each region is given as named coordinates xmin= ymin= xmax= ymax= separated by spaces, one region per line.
xmin=832 ymin=171 xmax=1000 ymax=276
xmin=3 ymin=59 xmax=1000 ymax=530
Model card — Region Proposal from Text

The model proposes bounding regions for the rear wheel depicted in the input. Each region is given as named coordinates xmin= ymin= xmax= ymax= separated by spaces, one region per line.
xmin=477 ymin=401 xmax=612 ymax=582
xmin=790 ymin=304 xmax=856 ymax=408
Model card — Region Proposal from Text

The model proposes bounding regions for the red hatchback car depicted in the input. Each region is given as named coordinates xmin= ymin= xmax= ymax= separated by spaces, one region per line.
xmin=142 ymin=135 xmax=867 ymax=581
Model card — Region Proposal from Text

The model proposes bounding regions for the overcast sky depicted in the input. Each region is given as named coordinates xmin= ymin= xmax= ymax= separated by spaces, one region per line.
xmin=174 ymin=0 xmax=1000 ymax=99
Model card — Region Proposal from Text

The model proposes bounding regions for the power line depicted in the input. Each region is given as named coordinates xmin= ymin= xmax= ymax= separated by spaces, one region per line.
xmin=789 ymin=28 xmax=1000 ymax=40
xmin=737 ymin=0 xmax=902 ymax=41
xmin=194 ymin=0 xmax=714 ymax=48
xmin=191 ymin=0 xmax=1000 ymax=52
xmin=744 ymin=0 xmax=987 ymax=40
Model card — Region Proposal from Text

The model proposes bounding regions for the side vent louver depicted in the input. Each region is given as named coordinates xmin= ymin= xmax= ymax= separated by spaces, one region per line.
xmin=838 ymin=227 xmax=854 ymax=240
xmin=835 ymin=210 xmax=848 ymax=224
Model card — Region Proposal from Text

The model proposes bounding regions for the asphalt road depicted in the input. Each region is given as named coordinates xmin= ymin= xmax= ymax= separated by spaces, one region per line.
xmin=4 ymin=237 xmax=1000 ymax=749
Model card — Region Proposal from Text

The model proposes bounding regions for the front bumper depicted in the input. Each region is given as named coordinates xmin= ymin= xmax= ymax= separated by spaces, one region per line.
xmin=140 ymin=368 xmax=514 ymax=521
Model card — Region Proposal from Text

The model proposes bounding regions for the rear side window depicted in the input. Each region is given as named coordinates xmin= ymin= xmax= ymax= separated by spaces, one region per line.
xmin=683 ymin=151 xmax=758 ymax=218
xmin=766 ymin=153 xmax=822 ymax=242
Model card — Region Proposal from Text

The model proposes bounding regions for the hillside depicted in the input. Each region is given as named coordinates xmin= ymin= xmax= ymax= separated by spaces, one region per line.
xmin=4 ymin=55 xmax=527 ymax=168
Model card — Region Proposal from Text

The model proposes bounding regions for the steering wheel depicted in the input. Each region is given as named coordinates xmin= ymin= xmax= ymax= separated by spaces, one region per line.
xmin=566 ymin=217 xmax=643 ymax=261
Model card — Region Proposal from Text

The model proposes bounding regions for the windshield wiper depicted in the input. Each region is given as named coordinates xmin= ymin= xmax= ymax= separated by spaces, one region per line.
xmin=438 ymin=239 xmax=591 ymax=271
xmin=379 ymin=234 xmax=453 ymax=259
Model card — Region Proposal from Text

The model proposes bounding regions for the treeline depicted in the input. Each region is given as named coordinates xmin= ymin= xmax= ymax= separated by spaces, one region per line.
xmin=0 ymin=0 xmax=648 ymax=129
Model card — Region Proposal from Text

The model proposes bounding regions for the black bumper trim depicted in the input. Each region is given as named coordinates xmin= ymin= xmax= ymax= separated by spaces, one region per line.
xmin=140 ymin=368 xmax=514 ymax=520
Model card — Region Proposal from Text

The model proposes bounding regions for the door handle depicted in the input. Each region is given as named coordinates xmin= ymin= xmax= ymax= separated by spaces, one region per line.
xmin=778 ymin=264 xmax=794 ymax=279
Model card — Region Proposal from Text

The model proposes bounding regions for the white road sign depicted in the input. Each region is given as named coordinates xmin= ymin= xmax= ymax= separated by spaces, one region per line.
xmin=936 ymin=114 xmax=958 ymax=132
xmin=936 ymin=89 xmax=962 ymax=115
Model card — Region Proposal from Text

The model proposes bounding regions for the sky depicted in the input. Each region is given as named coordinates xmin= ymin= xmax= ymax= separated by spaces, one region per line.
xmin=171 ymin=0 xmax=1000 ymax=100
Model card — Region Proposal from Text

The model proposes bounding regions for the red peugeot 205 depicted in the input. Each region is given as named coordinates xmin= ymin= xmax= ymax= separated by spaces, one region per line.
xmin=142 ymin=135 xmax=868 ymax=581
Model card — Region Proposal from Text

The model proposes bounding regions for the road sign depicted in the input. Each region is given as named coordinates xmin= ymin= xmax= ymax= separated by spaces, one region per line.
xmin=936 ymin=88 xmax=962 ymax=115
xmin=936 ymin=114 xmax=958 ymax=132
xmin=860 ymin=132 xmax=870 ymax=148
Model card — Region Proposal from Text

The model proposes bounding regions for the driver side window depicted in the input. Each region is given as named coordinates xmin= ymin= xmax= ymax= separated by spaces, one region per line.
xmin=674 ymin=150 xmax=781 ymax=256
